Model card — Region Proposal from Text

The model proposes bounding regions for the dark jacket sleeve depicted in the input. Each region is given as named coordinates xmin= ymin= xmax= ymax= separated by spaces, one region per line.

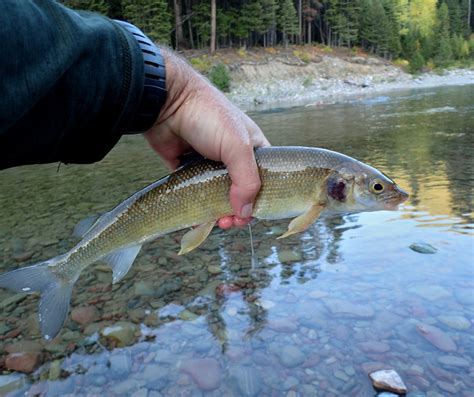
xmin=0 ymin=0 xmax=144 ymax=169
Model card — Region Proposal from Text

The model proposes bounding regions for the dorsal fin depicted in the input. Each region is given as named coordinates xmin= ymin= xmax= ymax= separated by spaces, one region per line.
xmin=73 ymin=213 xmax=105 ymax=238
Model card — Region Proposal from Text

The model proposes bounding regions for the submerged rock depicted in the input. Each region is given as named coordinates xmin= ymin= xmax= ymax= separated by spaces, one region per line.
xmin=100 ymin=322 xmax=139 ymax=347
xmin=0 ymin=374 xmax=26 ymax=395
xmin=71 ymin=306 xmax=99 ymax=325
xmin=369 ymin=369 xmax=407 ymax=394
xmin=5 ymin=352 xmax=42 ymax=373
xmin=278 ymin=250 xmax=302 ymax=263
xmin=181 ymin=358 xmax=222 ymax=391
xmin=323 ymin=298 xmax=374 ymax=319
xmin=277 ymin=345 xmax=306 ymax=368
xmin=437 ymin=355 xmax=470 ymax=368
xmin=409 ymin=242 xmax=437 ymax=254
xmin=408 ymin=285 xmax=451 ymax=301
xmin=230 ymin=365 xmax=262 ymax=397
xmin=416 ymin=323 xmax=457 ymax=352
xmin=437 ymin=315 xmax=471 ymax=330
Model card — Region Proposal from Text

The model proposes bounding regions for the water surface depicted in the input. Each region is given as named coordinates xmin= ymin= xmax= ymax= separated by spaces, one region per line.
xmin=0 ymin=85 xmax=473 ymax=396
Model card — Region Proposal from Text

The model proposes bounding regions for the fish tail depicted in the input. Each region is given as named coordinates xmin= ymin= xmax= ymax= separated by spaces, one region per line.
xmin=0 ymin=255 xmax=75 ymax=341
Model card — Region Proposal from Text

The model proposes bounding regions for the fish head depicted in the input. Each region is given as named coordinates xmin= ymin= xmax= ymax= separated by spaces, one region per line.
xmin=326 ymin=162 xmax=408 ymax=212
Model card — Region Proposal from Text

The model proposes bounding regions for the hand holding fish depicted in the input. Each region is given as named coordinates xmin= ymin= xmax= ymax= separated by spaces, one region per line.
xmin=144 ymin=48 xmax=270 ymax=224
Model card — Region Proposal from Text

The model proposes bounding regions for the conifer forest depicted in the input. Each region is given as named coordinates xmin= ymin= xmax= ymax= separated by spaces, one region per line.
xmin=61 ymin=0 xmax=473 ymax=71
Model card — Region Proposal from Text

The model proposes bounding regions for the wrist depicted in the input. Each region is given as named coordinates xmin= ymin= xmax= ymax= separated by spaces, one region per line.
xmin=155 ymin=48 xmax=208 ymax=125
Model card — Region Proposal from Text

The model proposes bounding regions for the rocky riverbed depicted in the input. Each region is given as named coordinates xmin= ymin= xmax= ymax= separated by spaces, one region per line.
xmin=1 ymin=84 xmax=473 ymax=396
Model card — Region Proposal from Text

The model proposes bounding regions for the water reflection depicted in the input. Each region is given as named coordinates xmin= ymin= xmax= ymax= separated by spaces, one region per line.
xmin=0 ymin=85 xmax=473 ymax=396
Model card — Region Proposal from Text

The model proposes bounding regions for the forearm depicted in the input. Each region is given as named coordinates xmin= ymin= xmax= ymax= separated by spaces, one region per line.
xmin=0 ymin=0 xmax=144 ymax=169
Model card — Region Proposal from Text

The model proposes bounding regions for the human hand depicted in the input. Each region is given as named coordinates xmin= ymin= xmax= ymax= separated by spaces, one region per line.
xmin=144 ymin=48 xmax=270 ymax=228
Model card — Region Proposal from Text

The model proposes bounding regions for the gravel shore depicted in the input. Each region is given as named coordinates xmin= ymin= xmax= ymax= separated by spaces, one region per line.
xmin=228 ymin=63 xmax=474 ymax=111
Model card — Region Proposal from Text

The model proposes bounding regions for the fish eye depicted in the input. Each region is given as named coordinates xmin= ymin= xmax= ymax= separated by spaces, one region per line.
xmin=370 ymin=180 xmax=385 ymax=194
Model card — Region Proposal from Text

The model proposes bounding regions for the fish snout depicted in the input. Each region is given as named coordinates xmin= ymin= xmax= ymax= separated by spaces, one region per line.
xmin=395 ymin=185 xmax=409 ymax=203
xmin=383 ymin=185 xmax=409 ymax=210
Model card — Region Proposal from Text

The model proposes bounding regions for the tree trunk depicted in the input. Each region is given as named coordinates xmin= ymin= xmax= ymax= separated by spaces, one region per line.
xmin=318 ymin=15 xmax=325 ymax=45
xmin=173 ymin=0 xmax=184 ymax=49
xmin=210 ymin=0 xmax=216 ymax=54
xmin=298 ymin=0 xmax=302 ymax=44
xmin=185 ymin=0 xmax=194 ymax=49
xmin=307 ymin=19 xmax=311 ymax=44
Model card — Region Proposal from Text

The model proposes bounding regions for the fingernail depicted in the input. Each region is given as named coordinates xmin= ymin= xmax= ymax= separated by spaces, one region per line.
xmin=240 ymin=203 xmax=253 ymax=218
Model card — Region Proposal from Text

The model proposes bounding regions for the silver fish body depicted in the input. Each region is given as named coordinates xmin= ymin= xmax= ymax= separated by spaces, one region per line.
xmin=0 ymin=146 xmax=408 ymax=339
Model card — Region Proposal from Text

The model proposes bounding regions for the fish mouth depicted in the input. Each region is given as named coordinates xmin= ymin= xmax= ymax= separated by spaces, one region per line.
xmin=383 ymin=186 xmax=409 ymax=210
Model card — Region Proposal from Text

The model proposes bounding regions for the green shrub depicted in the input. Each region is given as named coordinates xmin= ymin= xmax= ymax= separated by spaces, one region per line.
xmin=190 ymin=56 xmax=212 ymax=74
xmin=409 ymin=51 xmax=425 ymax=74
xmin=209 ymin=63 xmax=231 ymax=92
xmin=302 ymin=76 xmax=313 ymax=87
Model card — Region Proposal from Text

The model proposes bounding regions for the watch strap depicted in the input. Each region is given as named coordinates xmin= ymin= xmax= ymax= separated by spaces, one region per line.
xmin=115 ymin=20 xmax=167 ymax=133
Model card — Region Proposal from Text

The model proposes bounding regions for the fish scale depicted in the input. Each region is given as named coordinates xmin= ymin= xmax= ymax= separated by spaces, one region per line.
xmin=0 ymin=146 xmax=408 ymax=340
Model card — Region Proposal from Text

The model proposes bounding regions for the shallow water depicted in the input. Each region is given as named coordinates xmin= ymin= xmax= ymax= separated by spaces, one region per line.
xmin=0 ymin=85 xmax=473 ymax=396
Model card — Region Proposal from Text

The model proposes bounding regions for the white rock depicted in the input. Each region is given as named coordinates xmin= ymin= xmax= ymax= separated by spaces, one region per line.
xmin=369 ymin=369 xmax=407 ymax=394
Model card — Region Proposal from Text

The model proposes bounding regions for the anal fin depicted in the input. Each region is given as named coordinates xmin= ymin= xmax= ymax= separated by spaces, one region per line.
xmin=179 ymin=221 xmax=216 ymax=255
xmin=277 ymin=204 xmax=324 ymax=239
xmin=103 ymin=245 xmax=142 ymax=284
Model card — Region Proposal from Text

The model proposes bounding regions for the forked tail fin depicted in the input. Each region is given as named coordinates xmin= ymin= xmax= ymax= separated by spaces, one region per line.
xmin=0 ymin=256 xmax=75 ymax=341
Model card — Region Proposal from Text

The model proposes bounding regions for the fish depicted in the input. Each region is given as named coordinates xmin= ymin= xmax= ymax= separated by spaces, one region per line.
xmin=0 ymin=146 xmax=408 ymax=340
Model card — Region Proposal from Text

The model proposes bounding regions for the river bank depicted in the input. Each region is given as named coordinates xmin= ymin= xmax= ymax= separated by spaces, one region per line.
xmin=187 ymin=46 xmax=474 ymax=111
xmin=230 ymin=67 xmax=474 ymax=111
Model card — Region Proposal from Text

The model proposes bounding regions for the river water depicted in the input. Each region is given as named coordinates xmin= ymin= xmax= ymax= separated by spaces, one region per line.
xmin=0 ymin=85 xmax=473 ymax=396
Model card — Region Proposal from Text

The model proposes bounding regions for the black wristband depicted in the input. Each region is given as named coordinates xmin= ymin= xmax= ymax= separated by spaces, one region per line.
xmin=115 ymin=20 xmax=167 ymax=133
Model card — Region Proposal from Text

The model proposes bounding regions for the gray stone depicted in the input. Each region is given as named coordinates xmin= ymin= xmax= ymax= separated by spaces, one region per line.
xmin=409 ymin=242 xmax=437 ymax=254
xmin=0 ymin=374 xmax=26 ymax=396
xmin=158 ymin=303 xmax=184 ymax=318
xmin=369 ymin=369 xmax=407 ymax=394
xmin=109 ymin=353 xmax=132 ymax=375
xmin=359 ymin=341 xmax=390 ymax=354
xmin=181 ymin=358 xmax=222 ymax=391
xmin=154 ymin=279 xmax=182 ymax=298
xmin=112 ymin=379 xmax=143 ymax=395
xmin=282 ymin=376 xmax=299 ymax=390
xmin=207 ymin=265 xmax=222 ymax=274
xmin=100 ymin=322 xmax=138 ymax=346
xmin=278 ymin=250 xmax=302 ymax=263
xmin=437 ymin=315 xmax=471 ymax=330
xmin=437 ymin=355 xmax=470 ymax=368
xmin=323 ymin=298 xmax=374 ymax=318
xmin=416 ymin=323 xmax=457 ymax=352
xmin=277 ymin=345 xmax=306 ymax=368
xmin=134 ymin=281 xmax=155 ymax=296
xmin=153 ymin=349 xmax=175 ymax=364
xmin=454 ymin=289 xmax=473 ymax=305
xmin=48 ymin=360 xmax=62 ymax=381
xmin=230 ymin=365 xmax=262 ymax=397
xmin=409 ymin=285 xmax=451 ymax=301
xmin=0 ymin=293 xmax=27 ymax=309
xmin=139 ymin=364 xmax=169 ymax=381
xmin=131 ymin=388 xmax=149 ymax=397
xmin=47 ymin=378 xmax=74 ymax=396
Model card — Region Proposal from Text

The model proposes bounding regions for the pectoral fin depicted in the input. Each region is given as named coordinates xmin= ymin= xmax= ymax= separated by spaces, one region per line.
xmin=179 ymin=221 xmax=216 ymax=255
xmin=277 ymin=204 xmax=324 ymax=239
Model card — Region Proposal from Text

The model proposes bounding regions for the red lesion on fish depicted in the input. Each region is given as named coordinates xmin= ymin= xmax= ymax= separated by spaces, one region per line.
xmin=328 ymin=179 xmax=346 ymax=202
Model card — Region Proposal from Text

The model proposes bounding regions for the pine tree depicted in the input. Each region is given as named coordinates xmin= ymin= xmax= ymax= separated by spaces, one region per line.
xmin=60 ymin=0 xmax=109 ymax=14
xmin=192 ymin=2 xmax=211 ymax=48
xmin=261 ymin=0 xmax=279 ymax=46
xmin=278 ymin=0 xmax=299 ymax=46
xmin=434 ymin=2 xmax=453 ymax=66
xmin=384 ymin=0 xmax=402 ymax=58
